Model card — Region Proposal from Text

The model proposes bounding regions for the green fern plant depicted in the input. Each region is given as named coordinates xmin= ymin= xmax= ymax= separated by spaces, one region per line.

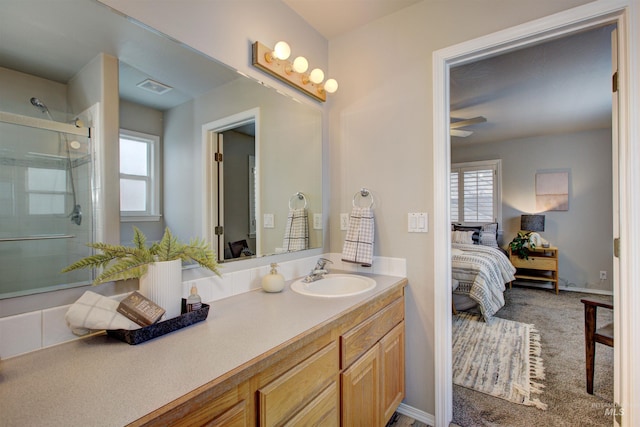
xmin=62 ymin=227 xmax=220 ymax=284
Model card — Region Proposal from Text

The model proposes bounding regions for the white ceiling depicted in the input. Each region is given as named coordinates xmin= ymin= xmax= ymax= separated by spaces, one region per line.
xmin=0 ymin=0 xmax=240 ymax=112
xmin=450 ymin=25 xmax=614 ymax=145
xmin=283 ymin=0 xmax=423 ymax=39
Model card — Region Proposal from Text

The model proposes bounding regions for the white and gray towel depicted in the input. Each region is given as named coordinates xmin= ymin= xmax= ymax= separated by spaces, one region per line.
xmin=65 ymin=291 xmax=141 ymax=336
xmin=342 ymin=206 xmax=375 ymax=267
xmin=282 ymin=207 xmax=309 ymax=251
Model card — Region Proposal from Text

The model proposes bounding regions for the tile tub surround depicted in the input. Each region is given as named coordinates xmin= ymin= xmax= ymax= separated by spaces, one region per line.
xmin=0 ymin=273 xmax=407 ymax=426
xmin=0 ymin=254 xmax=406 ymax=358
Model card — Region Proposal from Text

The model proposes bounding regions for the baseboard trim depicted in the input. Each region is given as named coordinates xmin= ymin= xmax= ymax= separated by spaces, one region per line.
xmin=396 ymin=403 xmax=434 ymax=426
xmin=560 ymin=286 xmax=613 ymax=296
xmin=511 ymin=281 xmax=613 ymax=296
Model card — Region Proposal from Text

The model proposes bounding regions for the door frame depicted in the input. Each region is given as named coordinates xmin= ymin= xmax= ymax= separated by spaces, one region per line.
xmin=432 ymin=1 xmax=638 ymax=425
xmin=202 ymin=108 xmax=260 ymax=259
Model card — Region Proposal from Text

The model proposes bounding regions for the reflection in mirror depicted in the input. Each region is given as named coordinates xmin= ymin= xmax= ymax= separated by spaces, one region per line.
xmin=219 ymin=123 xmax=257 ymax=261
xmin=0 ymin=0 xmax=322 ymax=299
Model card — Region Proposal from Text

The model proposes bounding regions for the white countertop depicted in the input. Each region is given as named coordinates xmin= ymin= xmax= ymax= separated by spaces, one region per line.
xmin=0 ymin=273 xmax=405 ymax=427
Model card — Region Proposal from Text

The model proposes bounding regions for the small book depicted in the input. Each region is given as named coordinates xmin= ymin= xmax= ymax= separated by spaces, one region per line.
xmin=117 ymin=291 xmax=166 ymax=327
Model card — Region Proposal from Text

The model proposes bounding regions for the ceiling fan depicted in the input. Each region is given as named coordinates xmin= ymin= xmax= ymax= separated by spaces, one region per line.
xmin=450 ymin=116 xmax=487 ymax=137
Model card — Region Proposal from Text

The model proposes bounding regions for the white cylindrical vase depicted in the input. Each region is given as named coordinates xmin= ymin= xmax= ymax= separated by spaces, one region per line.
xmin=139 ymin=259 xmax=183 ymax=320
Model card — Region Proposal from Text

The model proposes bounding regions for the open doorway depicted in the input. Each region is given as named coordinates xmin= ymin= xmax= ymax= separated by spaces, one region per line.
xmin=432 ymin=3 xmax=633 ymax=426
xmin=449 ymin=26 xmax=615 ymax=423
xmin=203 ymin=108 xmax=260 ymax=262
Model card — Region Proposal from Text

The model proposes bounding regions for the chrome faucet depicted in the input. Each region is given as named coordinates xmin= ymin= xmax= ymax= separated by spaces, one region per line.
xmin=303 ymin=258 xmax=333 ymax=282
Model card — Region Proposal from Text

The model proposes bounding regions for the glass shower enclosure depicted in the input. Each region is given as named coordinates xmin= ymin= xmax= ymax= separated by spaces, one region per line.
xmin=0 ymin=110 xmax=94 ymax=298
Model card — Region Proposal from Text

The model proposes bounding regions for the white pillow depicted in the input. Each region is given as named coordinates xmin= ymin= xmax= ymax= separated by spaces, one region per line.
xmin=451 ymin=248 xmax=464 ymax=256
xmin=451 ymin=230 xmax=475 ymax=244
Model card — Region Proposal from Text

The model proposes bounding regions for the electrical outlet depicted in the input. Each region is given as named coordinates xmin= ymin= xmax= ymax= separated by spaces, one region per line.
xmin=340 ymin=213 xmax=349 ymax=230
xmin=600 ymin=270 xmax=607 ymax=280
xmin=313 ymin=213 xmax=322 ymax=229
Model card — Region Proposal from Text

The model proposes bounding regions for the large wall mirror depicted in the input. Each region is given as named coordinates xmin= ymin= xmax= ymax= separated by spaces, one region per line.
xmin=0 ymin=0 xmax=322 ymax=300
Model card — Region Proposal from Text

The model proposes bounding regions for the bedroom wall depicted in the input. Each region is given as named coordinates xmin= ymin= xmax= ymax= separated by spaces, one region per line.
xmin=452 ymin=128 xmax=613 ymax=293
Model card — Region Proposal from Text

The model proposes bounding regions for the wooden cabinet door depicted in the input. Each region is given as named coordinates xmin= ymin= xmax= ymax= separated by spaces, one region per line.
xmin=341 ymin=344 xmax=380 ymax=427
xmin=379 ymin=321 xmax=405 ymax=424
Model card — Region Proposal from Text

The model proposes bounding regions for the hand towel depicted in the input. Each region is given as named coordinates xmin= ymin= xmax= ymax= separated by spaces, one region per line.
xmin=282 ymin=207 xmax=309 ymax=251
xmin=65 ymin=291 xmax=141 ymax=336
xmin=341 ymin=206 xmax=375 ymax=267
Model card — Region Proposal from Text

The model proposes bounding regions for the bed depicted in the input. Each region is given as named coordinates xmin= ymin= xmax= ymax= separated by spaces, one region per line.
xmin=452 ymin=243 xmax=516 ymax=322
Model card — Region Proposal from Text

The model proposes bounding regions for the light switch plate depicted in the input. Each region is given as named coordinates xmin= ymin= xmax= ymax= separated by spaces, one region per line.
xmin=340 ymin=213 xmax=349 ymax=231
xmin=408 ymin=212 xmax=428 ymax=233
xmin=263 ymin=213 xmax=274 ymax=228
xmin=313 ymin=213 xmax=322 ymax=229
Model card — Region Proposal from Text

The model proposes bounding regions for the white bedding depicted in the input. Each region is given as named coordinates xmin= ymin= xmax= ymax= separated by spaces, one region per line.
xmin=452 ymin=243 xmax=516 ymax=322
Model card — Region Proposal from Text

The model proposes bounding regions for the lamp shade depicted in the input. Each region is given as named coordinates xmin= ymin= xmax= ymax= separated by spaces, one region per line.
xmin=521 ymin=214 xmax=545 ymax=232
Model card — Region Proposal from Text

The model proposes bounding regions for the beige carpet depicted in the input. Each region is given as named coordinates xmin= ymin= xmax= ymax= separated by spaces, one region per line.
xmin=453 ymin=286 xmax=613 ymax=426
xmin=452 ymin=312 xmax=546 ymax=409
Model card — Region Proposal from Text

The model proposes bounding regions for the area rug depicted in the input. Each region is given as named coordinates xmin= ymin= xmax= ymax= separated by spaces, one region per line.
xmin=452 ymin=312 xmax=547 ymax=410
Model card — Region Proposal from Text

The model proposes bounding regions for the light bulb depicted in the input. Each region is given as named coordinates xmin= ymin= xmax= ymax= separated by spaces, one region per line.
xmin=324 ymin=79 xmax=338 ymax=94
xmin=273 ymin=41 xmax=291 ymax=60
xmin=292 ymin=56 xmax=309 ymax=73
xmin=309 ymin=68 xmax=324 ymax=84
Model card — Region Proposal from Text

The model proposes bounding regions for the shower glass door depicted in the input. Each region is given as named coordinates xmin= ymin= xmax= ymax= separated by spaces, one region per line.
xmin=0 ymin=112 xmax=94 ymax=297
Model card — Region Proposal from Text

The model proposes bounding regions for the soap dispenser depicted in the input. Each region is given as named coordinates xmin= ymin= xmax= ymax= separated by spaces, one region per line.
xmin=262 ymin=263 xmax=285 ymax=293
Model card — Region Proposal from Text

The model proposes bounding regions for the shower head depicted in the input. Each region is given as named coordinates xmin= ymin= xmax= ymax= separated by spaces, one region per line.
xmin=30 ymin=97 xmax=50 ymax=114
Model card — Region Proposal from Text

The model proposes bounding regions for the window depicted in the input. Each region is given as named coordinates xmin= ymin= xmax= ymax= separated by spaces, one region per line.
xmin=451 ymin=159 xmax=501 ymax=225
xmin=27 ymin=167 xmax=67 ymax=215
xmin=119 ymin=130 xmax=160 ymax=221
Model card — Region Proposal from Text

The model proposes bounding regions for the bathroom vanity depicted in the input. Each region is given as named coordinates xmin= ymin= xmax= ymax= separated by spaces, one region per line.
xmin=0 ymin=273 xmax=406 ymax=426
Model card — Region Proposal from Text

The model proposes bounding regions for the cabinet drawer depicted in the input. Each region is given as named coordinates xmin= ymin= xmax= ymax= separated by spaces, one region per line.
xmin=341 ymin=298 xmax=404 ymax=368
xmin=259 ymin=341 xmax=338 ymax=427
xmin=511 ymin=256 xmax=556 ymax=270
xmin=284 ymin=381 xmax=339 ymax=427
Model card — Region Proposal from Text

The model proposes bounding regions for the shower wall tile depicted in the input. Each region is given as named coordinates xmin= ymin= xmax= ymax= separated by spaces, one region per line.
xmin=0 ymin=310 xmax=42 ymax=358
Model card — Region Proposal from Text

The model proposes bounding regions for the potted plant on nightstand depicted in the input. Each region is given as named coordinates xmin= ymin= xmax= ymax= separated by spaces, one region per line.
xmin=62 ymin=227 xmax=220 ymax=319
xmin=509 ymin=231 xmax=537 ymax=259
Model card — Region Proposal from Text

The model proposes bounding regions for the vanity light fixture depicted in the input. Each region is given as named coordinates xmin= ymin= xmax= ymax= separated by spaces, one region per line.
xmin=252 ymin=40 xmax=338 ymax=102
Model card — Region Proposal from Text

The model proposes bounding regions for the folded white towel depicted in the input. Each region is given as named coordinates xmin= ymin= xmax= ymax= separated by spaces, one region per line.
xmin=65 ymin=291 xmax=141 ymax=336
xmin=282 ymin=207 xmax=309 ymax=251
xmin=341 ymin=206 xmax=375 ymax=267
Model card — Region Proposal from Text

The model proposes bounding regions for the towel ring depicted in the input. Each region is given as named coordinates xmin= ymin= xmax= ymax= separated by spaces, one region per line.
xmin=352 ymin=188 xmax=374 ymax=208
xmin=289 ymin=192 xmax=308 ymax=209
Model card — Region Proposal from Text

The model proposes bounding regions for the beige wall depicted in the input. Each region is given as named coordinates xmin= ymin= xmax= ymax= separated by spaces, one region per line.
xmin=69 ymin=53 xmax=120 ymax=245
xmin=327 ymin=0 xmax=594 ymax=415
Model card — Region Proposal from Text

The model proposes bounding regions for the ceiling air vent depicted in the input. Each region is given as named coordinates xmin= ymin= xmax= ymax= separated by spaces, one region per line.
xmin=136 ymin=78 xmax=173 ymax=95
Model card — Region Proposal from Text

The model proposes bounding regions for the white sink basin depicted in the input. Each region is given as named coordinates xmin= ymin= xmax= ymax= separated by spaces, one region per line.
xmin=290 ymin=274 xmax=376 ymax=298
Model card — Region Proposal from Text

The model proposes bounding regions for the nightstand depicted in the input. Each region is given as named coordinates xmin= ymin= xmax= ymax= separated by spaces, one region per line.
xmin=508 ymin=246 xmax=559 ymax=294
